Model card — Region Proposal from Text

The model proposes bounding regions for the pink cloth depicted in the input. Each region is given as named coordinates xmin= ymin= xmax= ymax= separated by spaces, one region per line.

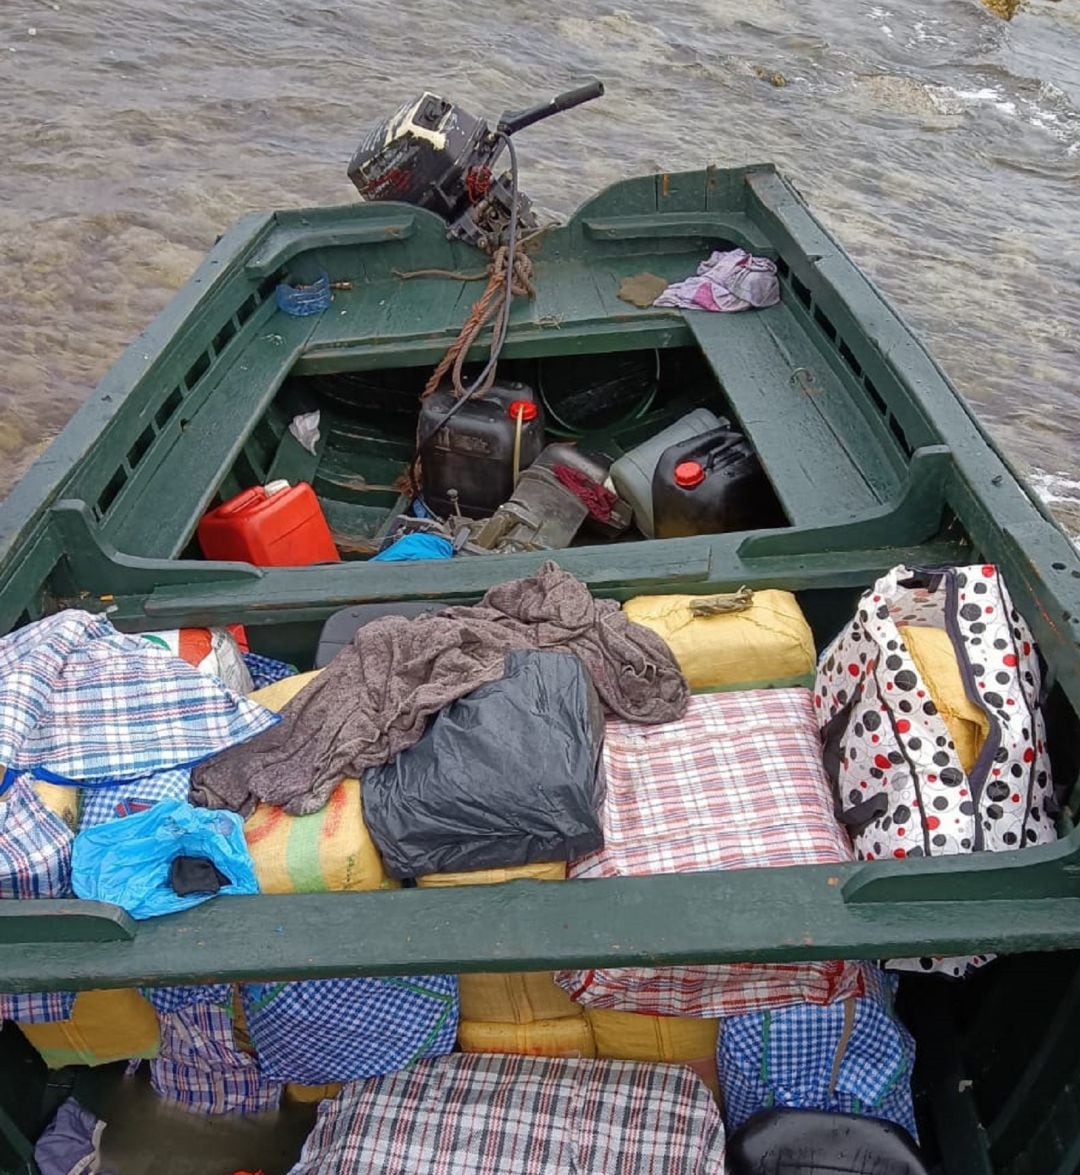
xmin=653 ymin=248 xmax=781 ymax=313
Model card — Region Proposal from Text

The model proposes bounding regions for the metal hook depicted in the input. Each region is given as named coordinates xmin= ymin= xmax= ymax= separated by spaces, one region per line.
xmin=791 ymin=367 xmax=818 ymax=394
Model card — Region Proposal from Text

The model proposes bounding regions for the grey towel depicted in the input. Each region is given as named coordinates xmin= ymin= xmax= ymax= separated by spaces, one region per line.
xmin=190 ymin=562 xmax=688 ymax=816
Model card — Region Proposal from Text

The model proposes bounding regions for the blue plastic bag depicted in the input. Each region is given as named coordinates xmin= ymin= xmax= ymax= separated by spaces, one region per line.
xmin=71 ymin=798 xmax=258 ymax=919
xmin=371 ymin=533 xmax=453 ymax=563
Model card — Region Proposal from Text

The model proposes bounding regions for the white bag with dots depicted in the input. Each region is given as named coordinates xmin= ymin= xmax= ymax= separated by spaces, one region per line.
xmin=815 ymin=564 xmax=1056 ymax=976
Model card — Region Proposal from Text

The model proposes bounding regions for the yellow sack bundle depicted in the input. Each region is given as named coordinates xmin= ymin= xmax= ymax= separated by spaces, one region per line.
xmin=17 ymin=989 xmax=159 ymax=1068
xmin=457 ymin=971 xmax=582 ymax=1024
xmin=417 ymin=862 xmax=576 ymax=1026
xmin=900 ymin=626 xmax=989 ymax=774
xmin=244 ymin=673 xmax=398 ymax=894
xmin=31 ymin=782 xmax=79 ymax=831
xmin=458 ymin=1017 xmax=596 ymax=1059
xmin=623 ymin=590 xmax=815 ymax=692
xmin=284 ymin=1083 xmax=344 ymax=1104
xmin=587 ymin=1009 xmax=720 ymax=1100
xmin=416 ymin=861 xmax=566 ymax=890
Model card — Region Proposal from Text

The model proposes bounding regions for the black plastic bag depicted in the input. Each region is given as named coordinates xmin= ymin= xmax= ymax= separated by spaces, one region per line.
xmin=362 ymin=650 xmax=605 ymax=879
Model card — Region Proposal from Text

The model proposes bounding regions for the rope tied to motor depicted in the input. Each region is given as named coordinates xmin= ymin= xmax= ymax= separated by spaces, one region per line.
xmin=421 ymin=245 xmax=535 ymax=400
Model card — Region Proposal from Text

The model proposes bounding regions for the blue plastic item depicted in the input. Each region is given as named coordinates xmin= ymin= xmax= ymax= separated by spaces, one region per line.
xmin=275 ymin=272 xmax=331 ymax=316
xmin=370 ymin=533 xmax=454 ymax=563
xmin=71 ymin=798 xmax=259 ymax=919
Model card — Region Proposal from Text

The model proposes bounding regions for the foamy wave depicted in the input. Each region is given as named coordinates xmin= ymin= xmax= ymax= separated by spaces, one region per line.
xmin=924 ymin=80 xmax=1080 ymax=146
xmin=866 ymin=6 xmax=896 ymax=38
xmin=1029 ymin=469 xmax=1080 ymax=507
xmin=1029 ymin=469 xmax=1080 ymax=545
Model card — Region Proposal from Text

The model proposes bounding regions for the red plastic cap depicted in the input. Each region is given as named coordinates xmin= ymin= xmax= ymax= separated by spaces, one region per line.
xmin=674 ymin=461 xmax=705 ymax=488
xmin=508 ymin=399 xmax=538 ymax=422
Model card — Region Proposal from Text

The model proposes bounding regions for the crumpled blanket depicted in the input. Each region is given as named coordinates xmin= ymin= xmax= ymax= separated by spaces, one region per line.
xmin=190 ymin=562 xmax=689 ymax=816
xmin=653 ymin=248 xmax=780 ymax=313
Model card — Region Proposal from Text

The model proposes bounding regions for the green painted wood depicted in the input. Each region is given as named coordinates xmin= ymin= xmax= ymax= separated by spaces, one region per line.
xmin=243 ymin=213 xmax=417 ymax=277
xmin=102 ymin=538 xmax=970 ymax=632
xmin=843 ymin=826 xmax=1080 ymax=904
xmin=2 ymin=852 xmax=1080 ymax=992
xmin=0 ymin=210 xmax=275 ymax=572
xmin=907 ymin=995 xmax=995 ymax=1175
xmin=105 ymin=311 xmax=321 ymax=559
xmin=0 ymin=901 xmax=135 ymax=944
xmin=264 ymin=419 xmax=330 ymax=487
xmin=0 ymin=526 xmax=62 ymax=634
xmin=683 ymin=307 xmax=883 ymax=524
xmin=738 ymin=445 xmax=951 ymax=556
xmin=581 ymin=212 xmax=773 ymax=253
xmin=0 ymin=1102 xmax=34 ymax=1173
xmin=49 ymin=500 xmax=262 ymax=595
xmin=987 ymin=964 xmax=1080 ymax=1162
xmin=1002 ymin=1086 xmax=1080 ymax=1175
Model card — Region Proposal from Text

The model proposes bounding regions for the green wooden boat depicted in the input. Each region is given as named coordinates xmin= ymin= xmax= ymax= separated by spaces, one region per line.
xmin=3 ymin=165 xmax=1080 ymax=1173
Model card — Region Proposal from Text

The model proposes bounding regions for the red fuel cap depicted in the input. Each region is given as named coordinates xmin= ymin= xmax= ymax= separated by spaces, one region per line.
xmin=674 ymin=461 xmax=705 ymax=488
xmin=508 ymin=400 xmax=538 ymax=422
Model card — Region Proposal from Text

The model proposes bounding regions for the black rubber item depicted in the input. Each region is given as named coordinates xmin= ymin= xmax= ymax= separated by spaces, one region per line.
xmin=497 ymin=80 xmax=604 ymax=136
xmin=314 ymin=601 xmax=456 ymax=668
xmin=168 ymin=856 xmax=230 ymax=897
xmin=726 ymin=1108 xmax=929 ymax=1175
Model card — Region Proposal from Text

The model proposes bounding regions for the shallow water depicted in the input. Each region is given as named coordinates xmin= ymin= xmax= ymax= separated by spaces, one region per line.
xmin=1 ymin=0 xmax=1078 ymax=536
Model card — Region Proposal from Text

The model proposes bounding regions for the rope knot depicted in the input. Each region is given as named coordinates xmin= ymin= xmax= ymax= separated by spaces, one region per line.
xmin=421 ymin=246 xmax=534 ymax=400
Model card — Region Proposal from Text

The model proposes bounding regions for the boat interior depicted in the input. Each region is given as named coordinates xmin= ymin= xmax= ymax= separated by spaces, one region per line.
xmin=4 ymin=917 xmax=1080 ymax=1174
xmin=3 ymin=168 xmax=999 ymax=639
xmin=3 ymin=169 xmax=1080 ymax=1174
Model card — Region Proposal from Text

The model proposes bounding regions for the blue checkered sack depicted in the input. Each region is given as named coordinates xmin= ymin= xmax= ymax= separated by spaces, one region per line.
xmin=242 ymin=653 xmax=298 ymax=691
xmin=150 ymin=997 xmax=282 ymax=1116
xmin=717 ymin=965 xmax=917 ymax=1140
xmin=0 ymin=776 xmax=77 ymax=1022
xmin=0 ymin=989 xmax=75 ymax=1023
xmin=0 ymin=610 xmax=278 ymax=788
xmin=77 ymin=769 xmax=191 ymax=831
xmin=143 ymin=984 xmax=233 ymax=1015
xmin=0 ymin=776 xmax=72 ymax=900
xmin=241 ymin=976 xmax=459 ymax=1084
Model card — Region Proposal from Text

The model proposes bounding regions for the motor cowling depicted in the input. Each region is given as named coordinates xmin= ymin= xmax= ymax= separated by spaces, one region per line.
xmin=347 ymin=92 xmax=533 ymax=251
xmin=348 ymin=83 xmax=603 ymax=251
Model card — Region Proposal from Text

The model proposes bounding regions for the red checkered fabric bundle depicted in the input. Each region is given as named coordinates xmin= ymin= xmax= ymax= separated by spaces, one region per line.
xmin=556 ymin=689 xmax=860 ymax=1016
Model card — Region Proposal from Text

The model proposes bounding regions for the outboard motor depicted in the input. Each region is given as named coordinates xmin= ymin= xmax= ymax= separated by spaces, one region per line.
xmin=347 ymin=82 xmax=604 ymax=251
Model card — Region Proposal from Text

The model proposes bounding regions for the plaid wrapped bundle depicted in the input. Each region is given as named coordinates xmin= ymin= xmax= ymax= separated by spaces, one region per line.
xmin=77 ymin=769 xmax=191 ymax=831
xmin=556 ymin=690 xmax=860 ymax=1017
xmin=717 ymin=964 xmax=918 ymax=1139
xmin=143 ymin=984 xmax=233 ymax=1015
xmin=242 ymin=976 xmax=459 ymax=1084
xmin=0 ymin=776 xmax=77 ymax=1022
xmin=0 ymin=610 xmax=278 ymax=787
xmin=288 ymin=1053 xmax=726 ymax=1175
xmin=150 ymin=996 xmax=281 ymax=1115
xmin=0 ymin=776 xmax=72 ymax=900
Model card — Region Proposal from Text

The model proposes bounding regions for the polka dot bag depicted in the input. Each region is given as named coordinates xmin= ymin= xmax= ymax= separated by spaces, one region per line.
xmin=815 ymin=564 xmax=1056 ymax=976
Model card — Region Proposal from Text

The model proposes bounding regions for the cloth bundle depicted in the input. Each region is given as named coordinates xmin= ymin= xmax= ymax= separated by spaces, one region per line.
xmin=653 ymin=248 xmax=781 ymax=313
xmin=192 ymin=561 xmax=689 ymax=817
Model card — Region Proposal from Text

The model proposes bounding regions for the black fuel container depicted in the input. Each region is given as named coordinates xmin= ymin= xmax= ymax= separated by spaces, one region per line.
xmin=651 ymin=426 xmax=785 ymax=538
xmin=418 ymin=380 xmax=545 ymax=519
